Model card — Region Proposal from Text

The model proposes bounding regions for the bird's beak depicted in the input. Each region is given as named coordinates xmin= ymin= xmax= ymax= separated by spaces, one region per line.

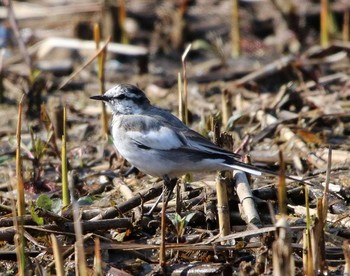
xmin=90 ymin=95 xmax=108 ymax=101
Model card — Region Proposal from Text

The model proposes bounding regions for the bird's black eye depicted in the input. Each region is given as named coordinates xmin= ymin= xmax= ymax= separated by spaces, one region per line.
xmin=115 ymin=94 xmax=126 ymax=100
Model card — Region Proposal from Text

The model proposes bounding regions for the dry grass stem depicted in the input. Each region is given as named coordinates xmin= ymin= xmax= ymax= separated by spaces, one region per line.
xmin=94 ymin=238 xmax=103 ymax=276
xmin=212 ymin=117 xmax=232 ymax=238
xmin=15 ymin=94 xmax=26 ymax=276
xmin=320 ymin=0 xmax=329 ymax=47
xmin=178 ymin=72 xmax=184 ymax=122
xmin=304 ymin=186 xmax=314 ymax=275
xmin=278 ymin=150 xmax=287 ymax=215
xmin=343 ymin=241 xmax=350 ymax=275
xmin=181 ymin=43 xmax=191 ymax=125
xmin=73 ymin=204 xmax=88 ymax=275
xmin=221 ymin=89 xmax=232 ymax=127
xmin=159 ymin=183 xmax=166 ymax=268
xmin=231 ymin=0 xmax=240 ymax=57
xmin=118 ymin=0 xmax=128 ymax=44
xmin=215 ymin=174 xmax=231 ymax=239
xmin=51 ymin=234 xmax=64 ymax=276
xmin=233 ymin=171 xmax=261 ymax=225
xmin=343 ymin=9 xmax=350 ymax=41
xmin=94 ymin=23 xmax=109 ymax=137
xmin=61 ymin=106 xmax=70 ymax=207
xmin=272 ymin=218 xmax=295 ymax=276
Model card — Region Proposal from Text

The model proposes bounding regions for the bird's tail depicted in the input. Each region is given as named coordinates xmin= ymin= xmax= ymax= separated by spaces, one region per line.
xmin=228 ymin=163 xmax=263 ymax=176
xmin=226 ymin=162 xmax=307 ymax=185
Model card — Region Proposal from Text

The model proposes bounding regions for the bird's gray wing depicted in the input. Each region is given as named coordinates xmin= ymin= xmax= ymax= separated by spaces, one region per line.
xmin=123 ymin=114 xmax=241 ymax=160
xmin=123 ymin=115 xmax=187 ymax=150
xmin=180 ymin=128 xmax=241 ymax=159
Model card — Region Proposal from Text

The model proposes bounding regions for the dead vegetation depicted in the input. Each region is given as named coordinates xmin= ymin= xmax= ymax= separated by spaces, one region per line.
xmin=0 ymin=0 xmax=350 ymax=275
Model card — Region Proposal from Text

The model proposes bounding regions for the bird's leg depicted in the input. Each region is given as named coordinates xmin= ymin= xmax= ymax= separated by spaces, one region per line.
xmin=159 ymin=176 xmax=178 ymax=269
xmin=144 ymin=176 xmax=178 ymax=216
xmin=163 ymin=176 xmax=178 ymax=207
xmin=122 ymin=166 xmax=139 ymax=177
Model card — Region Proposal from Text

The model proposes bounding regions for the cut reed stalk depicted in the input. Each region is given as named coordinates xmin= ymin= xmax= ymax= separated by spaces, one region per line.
xmin=343 ymin=10 xmax=350 ymax=41
xmin=94 ymin=23 xmax=109 ymax=137
xmin=61 ymin=106 xmax=70 ymax=207
xmin=212 ymin=116 xmax=231 ymax=239
xmin=320 ymin=0 xmax=329 ymax=47
xmin=231 ymin=0 xmax=240 ymax=57
xmin=73 ymin=202 xmax=87 ymax=275
xmin=51 ymin=234 xmax=64 ymax=276
xmin=181 ymin=44 xmax=191 ymax=126
xmin=118 ymin=0 xmax=128 ymax=44
xmin=15 ymin=94 xmax=26 ymax=276
xmin=94 ymin=238 xmax=103 ymax=276
xmin=304 ymin=186 xmax=314 ymax=275
xmin=278 ymin=150 xmax=286 ymax=215
xmin=178 ymin=72 xmax=184 ymax=122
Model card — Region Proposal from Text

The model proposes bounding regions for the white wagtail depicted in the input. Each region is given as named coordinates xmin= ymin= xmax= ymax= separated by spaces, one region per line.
xmin=90 ymin=84 xmax=308 ymax=213
xmin=90 ymin=84 xmax=267 ymax=182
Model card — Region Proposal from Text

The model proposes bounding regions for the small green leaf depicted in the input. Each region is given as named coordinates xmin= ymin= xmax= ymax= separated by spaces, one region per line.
xmin=78 ymin=196 xmax=94 ymax=206
xmin=30 ymin=205 xmax=44 ymax=225
xmin=167 ymin=213 xmax=182 ymax=227
xmin=36 ymin=194 xmax=52 ymax=211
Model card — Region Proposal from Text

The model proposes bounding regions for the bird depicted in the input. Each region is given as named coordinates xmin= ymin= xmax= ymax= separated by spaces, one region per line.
xmin=90 ymin=84 xmax=309 ymax=214
xmin=90 ymin=83 xmax=265 ymax=182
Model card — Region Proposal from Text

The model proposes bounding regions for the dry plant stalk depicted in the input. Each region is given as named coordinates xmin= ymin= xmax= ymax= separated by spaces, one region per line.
xmin=181 ymin=43 xmax=191 ymax=125
xmin=312 ymin=147 xmax=332 ymax=273
xmin=320 ymin=0 xmax=329 ymax=47
xmin=118 ymin=0 xmax=128 ymax=44
xmin=73 ymin=203 xmax=88 ymax=275
xmin=303 ymin=186 xmax=314 ymax=275
xmin=178 ymin=72 xmax=184 ymax=122
xmin=41 ymin=103 xmax=61 ymax=155
xmin=16 ymin=94 xmax=25 ymax=217
xmin=322 ymin=147 xmax=331 ymax=213
xmin=159 ymin=184 xmax=167 ymax=268
xmin=221 ymin=89 xmax=232 ymax=127
xmin=179 ymin=45 xmax=192 ymax=197
xmin=15 ymin=94 xmax=26 ymax=275
xmin=231 ymin=0 xmax=240 ymax=57
xmin=61 ymin=106 xmax=70 ymax=207
xmin=94 ymin=23 xmax=109 ymax=137
xmin=216 ymin=173 xmax=231 ymax=239
xmin=343 ymin=241 xmax=350 ymax=275
xmin=94 ymin=238 xmax=102 ymax=276
xmin=51 ymin=234 xmax=64 ymax=276
xmin=278 ymin=150 xmax=287 ymax=215
xmin=312 ymin=198 xmax=327 ymax=273
xmin=343 ymin=10 xmax=350 ymax=41
xmin=233 ymin=171 xmax=261 ymax=225
xmin=272 ymin=218 xmax=295 ymax=276
xmin=212 ymin=117 xmax=231 ymax=238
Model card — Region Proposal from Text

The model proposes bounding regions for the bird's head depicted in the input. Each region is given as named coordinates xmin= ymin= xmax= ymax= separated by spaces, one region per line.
xmin=90 ymin=84 xmax=150 ymax=115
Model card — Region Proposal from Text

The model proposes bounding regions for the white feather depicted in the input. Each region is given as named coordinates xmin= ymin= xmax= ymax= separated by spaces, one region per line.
xmin=128 ymin=126 xmax=184 ymax=150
